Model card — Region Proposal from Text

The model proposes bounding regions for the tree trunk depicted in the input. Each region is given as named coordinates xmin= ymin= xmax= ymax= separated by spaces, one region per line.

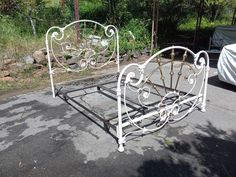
xmin=60 ymin=0 xmax=65 ymax=10
xmin=14 ymin=2 xmax=37 ymax=36
xmin=28 ymin=7 xmax=36 ymax=37
xmin=28 ymin=16 xmax=36 ymax=37
xmin=107 ymin=0 xmax=115 ymax=24
xmin=193 ymin=0 xmax=204 ymax=47
xmin=210 ymin=3 xmax=218 ymax=22
xmin=74 ymin=0 xmax=80 ymax=44
xmin=232 ymin=7 xmax=236 ymax=25
xmin=151 ymin=0 xmax=160 ymax=53
xmin=213 ymin=6 xmax=219 ymax=22
xmin=154 ymin=0 xmax=160 ymax=48
xmin=151 ymin=1 xmax=156 ymax=53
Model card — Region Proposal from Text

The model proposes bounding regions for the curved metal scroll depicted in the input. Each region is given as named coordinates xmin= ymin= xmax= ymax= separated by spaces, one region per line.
xmin=116 ymin=46 xmax=209 ymax=152
xmin=45 ymin=20 xmax=119 ymax=97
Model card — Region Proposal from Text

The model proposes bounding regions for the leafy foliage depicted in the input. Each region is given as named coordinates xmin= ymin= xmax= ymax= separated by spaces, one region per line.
xmin=119 ymin=19 xmax=151 ymax=53
xmin=0 ymin=0 xmax=235 ymax=59
xmin=79 ymin=0 xmax=107 ymax=23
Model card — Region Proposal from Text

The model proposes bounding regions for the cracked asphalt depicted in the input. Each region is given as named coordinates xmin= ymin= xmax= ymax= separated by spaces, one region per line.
xmin=0 ymin=61 xmax=236 ymax=177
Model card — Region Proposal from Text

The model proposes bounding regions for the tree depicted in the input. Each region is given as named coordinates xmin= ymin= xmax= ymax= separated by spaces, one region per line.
xmin=101 ymin=0 xmax=118 ymax=24
xmin=205 ymin=0 xmax=230 ymax=21
xmin=0 ymin=0 xmax=16 ymax=14
xmin=0 ymin=0 xmax=46 ymax=36
xmin=151 ymin=0 xmax=160 ymax=51
xmin=60 ymin=0 xmax=65 ymax=10
xmin=74 ymin=0 xmax=80 ymax=44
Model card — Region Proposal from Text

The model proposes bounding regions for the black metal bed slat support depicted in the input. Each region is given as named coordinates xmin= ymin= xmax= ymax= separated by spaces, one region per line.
xmin=57 ymin=78 xmax=146 ymax=123
xmin=97 ymin=84 xmax=141 ymax=108
xmin=57 ymin=93 xmax=118 ymax=140
xmin=61 ymin=92 xmax=117 ymax=131
xmin=59 ymin=79 xmax=117 ymax=95
xmin=97 ymin=89 xmax=149 ymax=121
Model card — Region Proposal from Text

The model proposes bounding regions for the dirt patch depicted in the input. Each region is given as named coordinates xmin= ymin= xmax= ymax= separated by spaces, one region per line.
xmin=0 ymin=55 xmax=150 ymax=101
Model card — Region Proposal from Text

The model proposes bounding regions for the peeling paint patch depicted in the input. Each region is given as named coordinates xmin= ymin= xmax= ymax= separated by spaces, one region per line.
xmin=64 ymin=108 xmax=80 ymax=119
xmin=71 ymin=123 xmax=166 ymax=162
xmin=19 ymin=116 xmax=62 ymax=138
xmin=0 ymin=141 xmax=13 ymax=151
xmin=57 ymin=124 xmax=76 ymax=131
xmin=9 ymin=106 xmax=32 ymax=114
xmin=72 ymin=124 xmax=117 ymax=163
xmin=0 ymin=128 xmax=9 ymax=138
xmin=125 ymin=134 xmax=165 ymax=155
xmin=0 ymin=109 xmax=38 ymax=125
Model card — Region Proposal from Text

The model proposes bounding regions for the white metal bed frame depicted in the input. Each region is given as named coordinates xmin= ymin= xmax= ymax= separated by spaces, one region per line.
xmin=46 ymin=20 xmax=209 ymax=152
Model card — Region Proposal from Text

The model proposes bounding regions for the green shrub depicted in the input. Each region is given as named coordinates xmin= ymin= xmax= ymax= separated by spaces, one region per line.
xmin=119 ymin=19 xmax=151 ymax=54
xmin=79 ymin=1 xmax=107 ymax=23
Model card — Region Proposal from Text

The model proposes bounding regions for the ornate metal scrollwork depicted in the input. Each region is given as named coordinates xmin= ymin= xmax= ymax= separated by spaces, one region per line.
xmin=117 ymin=46 xmax=209 ymax=150
xmin=47 ymin=20 xmax=119 ymax=72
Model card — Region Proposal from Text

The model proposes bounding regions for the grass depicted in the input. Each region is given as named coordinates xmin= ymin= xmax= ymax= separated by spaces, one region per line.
xmin=164 ymin=138 xmax=173 ymax=146
xmin=0 ymin=15 xmax=48 ymax=96
xmin=0 ymin=66 xmax=49 ymax=95
xmin=0 ymin=15 xmax=45 ymax=61
xmin=178 ymin=17 xmax=231 ymax=31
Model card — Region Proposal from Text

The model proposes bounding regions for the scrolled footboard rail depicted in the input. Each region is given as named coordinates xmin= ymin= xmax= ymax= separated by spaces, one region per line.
xmin=116 ymin=46 xmax=209 ymax=152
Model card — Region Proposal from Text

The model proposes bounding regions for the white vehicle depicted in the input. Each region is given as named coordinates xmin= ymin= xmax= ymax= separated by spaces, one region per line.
xmin=217 ymin=43 xmax=236 ymax=86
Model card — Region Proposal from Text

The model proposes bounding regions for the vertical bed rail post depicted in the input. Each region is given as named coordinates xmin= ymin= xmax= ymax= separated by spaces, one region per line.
xmin=201 ymin=51 xmax=210 ymax=112
xmin=45 ymin=28 xmax=56 ymax=98
xmin=117 ymin=86 xmax=124 ymax=152
xmin=117 ymin=64 xmax=126 ymax=152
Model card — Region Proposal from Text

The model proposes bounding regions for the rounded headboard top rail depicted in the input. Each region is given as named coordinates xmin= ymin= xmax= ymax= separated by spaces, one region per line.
xmin=45 ymin=19 xmax=119 ymax=73
xmin=118 ymin=46 xmax=209 ymax=85
xmin=142 ymin=46 xmax=209 ymax=69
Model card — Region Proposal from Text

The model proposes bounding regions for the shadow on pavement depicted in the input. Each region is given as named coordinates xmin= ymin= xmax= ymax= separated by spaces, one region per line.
xmin=133 ymin=122 xmax=236 ymax=177
xmin=208 ymin=75 xmax=236 ymax=92
xmin=135 ymin=158 xmax=194 ymax=177
xmin=209 ymin=59 xmax=218 ymax=68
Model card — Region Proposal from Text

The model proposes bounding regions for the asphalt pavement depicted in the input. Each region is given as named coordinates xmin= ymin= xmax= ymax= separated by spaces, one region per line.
xmin=0 ymin=61 xmax=236 ymax=177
